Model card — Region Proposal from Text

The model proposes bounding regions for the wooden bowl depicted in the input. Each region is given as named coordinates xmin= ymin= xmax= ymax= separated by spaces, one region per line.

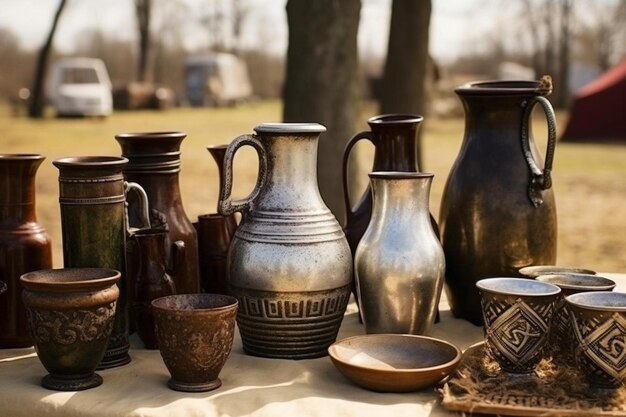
xmin=328 ymin=334 xmax=461 ymax=392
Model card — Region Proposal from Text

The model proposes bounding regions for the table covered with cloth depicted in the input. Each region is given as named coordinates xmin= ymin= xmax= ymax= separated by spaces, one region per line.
xmin=1 ymin=273 xmax=624 ymax=417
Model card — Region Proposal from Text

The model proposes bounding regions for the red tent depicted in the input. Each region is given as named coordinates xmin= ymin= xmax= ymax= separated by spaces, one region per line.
xmin=562 ymin=58 xmax=626 ymax=141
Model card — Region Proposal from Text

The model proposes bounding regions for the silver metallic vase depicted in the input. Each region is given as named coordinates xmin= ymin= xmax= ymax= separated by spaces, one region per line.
xmin=218 ymin=123 xmax=352 ymax=359
xmin=355 ymin=172 xmax=444 ymax=335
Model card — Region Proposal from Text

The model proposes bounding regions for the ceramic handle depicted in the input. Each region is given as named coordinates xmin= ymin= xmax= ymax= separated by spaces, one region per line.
xmin=218 ymin=134 xmax=268 ymax=216
xmin=521 ymin=96 xmax=557 ymax=208
xmin=342 ymin=131 xmax=376 ymax=224
xmin=124 ymin=181 xmax=151 ymax=232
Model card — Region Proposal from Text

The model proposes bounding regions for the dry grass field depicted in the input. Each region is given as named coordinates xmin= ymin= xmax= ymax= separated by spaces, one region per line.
xmin=1 ymin=101 xmax=624 ymax=273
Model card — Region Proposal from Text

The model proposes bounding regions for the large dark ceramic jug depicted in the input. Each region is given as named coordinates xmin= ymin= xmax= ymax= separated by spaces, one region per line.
xmin=0 ymin=154 xmax=52 ymax=348
xmin=116 ymin=132 xmax=200 ymax=295
xmin=439 ymin=79 xmax=558 ymax=325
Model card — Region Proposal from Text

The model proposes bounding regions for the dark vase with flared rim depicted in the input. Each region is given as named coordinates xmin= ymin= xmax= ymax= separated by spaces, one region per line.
xmin=0 ymin=154 xmax=52 ymax=349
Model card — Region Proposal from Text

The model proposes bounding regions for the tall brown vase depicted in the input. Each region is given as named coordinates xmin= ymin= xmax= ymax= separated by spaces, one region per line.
xmin=0 ymin=154 xmax=52 ymax=348
xmin=439 ymin=79 xmax=558 ymax=325
xmin=195 ymin=145 xmax=238 ymax=295
xmin=115 ymin=132 xmax=200 ymax=295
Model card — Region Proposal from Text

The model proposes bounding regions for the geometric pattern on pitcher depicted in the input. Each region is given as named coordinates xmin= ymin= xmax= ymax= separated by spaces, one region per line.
xmin=485 ymin=298 xmax=551 ymax=365
xmin=239 ymin=291 xmax=350 ymax=320
xmin=573 ymin=312 xmax=626 ymax=381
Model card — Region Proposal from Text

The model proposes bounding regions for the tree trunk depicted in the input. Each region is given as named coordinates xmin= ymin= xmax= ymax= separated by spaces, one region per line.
xmin=135 ymin=0 xmax=151 ymax=82
xmin=28 ymin=0 xmax=67 ymax=118
xmin=282 ymin=0 xmax=362 ymax=225
xmin=556 ymin=0 xmax=572 ymax=108
xmin=379 ymin=0 xmax=432 ymax=169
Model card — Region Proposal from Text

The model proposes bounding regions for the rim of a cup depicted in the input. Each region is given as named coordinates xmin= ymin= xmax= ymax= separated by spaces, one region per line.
xmin=152 ymin=294 xmax=238 ymax=313
xmin=518 ymin=265 xmax=597 ymax=278
xmin=20 ymin=268 xmax=121 ymax=291
xmin=476 ymin=277 xmax=561 ymax=297
xmin=566 ymin=291 xmax=626 ymax=311
xmin=536 ymin=273 xmax=616 ymax=291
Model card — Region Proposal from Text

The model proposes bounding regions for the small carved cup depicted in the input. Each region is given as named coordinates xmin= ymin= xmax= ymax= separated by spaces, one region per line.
xmin=566 ymin=291 xmax=626 ymax=389
xmin=152 ymin=294 xmax=238 ymax=392
xmin=536 ymin=273 xmax=615 ymax=360
xmin=20 ymin=268 xmax=120 ymax=391
xmin=476 ymin=277 xmax=560 ymax=374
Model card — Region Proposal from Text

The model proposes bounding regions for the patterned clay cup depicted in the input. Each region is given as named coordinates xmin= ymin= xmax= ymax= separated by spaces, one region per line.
xmin=566 ymin=292 xmax=626 ymax=389
xmin=152 ymin=294 xmax=238 ymax=392
xmin=20 ymin=268 xmax=120 ymax=391
xmin=536 ymin=274 xmax=615 ymax=360
xmin=476 ymin=277 xmax=561 ymax=374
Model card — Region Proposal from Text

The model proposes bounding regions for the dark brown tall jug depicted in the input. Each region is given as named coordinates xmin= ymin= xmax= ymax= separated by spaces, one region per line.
xmin=0 ymin=154 xmax=52 ymax=348
xmin=342 ymin=115 xmax=438 ymax=302
xmin=439 ymin=79 xmax=558 ymax=325
xmin=116 ymin=132 xmax=200 ymax=295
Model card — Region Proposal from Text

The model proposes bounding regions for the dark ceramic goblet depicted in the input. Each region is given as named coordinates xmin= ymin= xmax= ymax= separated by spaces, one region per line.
xmin=152 ymin=294 xmax=238 ymax=392
xmin=476 ymin=277 xmax=560 ymax=374
xmin=536 ymin=273 xmax=615 ymax=359
xmin=20 ymin=268 xmax=120 ymax=391
xmin=566 ymin=291 xmax=626 ymax=389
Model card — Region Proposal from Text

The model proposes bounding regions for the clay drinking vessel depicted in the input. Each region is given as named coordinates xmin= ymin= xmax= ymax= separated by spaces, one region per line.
xmin=20 ymin=268 xmax=120 ymax=391
xmin=152 ymin=294 xmax=238 ymax=392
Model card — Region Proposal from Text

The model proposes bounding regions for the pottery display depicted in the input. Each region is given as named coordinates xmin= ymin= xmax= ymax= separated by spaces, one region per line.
xmin=195 ymin=145 xmax=238 ymax=295
xmin=328 ymin=334 xmax=461 ymax=392
xmin=536 ymin=273 xmax=615 ymax=359
xmin=20 ymin=268 xmax=120 ymax=391
xmin=116 ymin=132 xmax=200 ymax=295
xmin=53 ymin=156 xmax=149 ymax=369
xmin=218 ymin=123 xmax=352 ymax=359
xmin=355 ymin=172 xmax=444 ymax=335
xmin=476 ymin=277 xmax=560 ymax=374
xmin=440 ymin=79 xmax=559 ymax=325
xmin=0 ymin=154 xmax=53 ymax=349
xmin=566 ymin=291 xmax=626 ymax=388
xmin=132 ymin=228 xmax=182 ymax=349
xmin=342 ymin=115 xmax=438 ymax=302
xmin=152 ymin=293 xmax=238 ymax=392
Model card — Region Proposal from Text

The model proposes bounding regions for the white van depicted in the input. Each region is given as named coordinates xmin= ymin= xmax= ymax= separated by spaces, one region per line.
xmin=185 ymin=53 xmax=252 ymax=107
xmin=46 ymin=58 xmax=113 ymax=117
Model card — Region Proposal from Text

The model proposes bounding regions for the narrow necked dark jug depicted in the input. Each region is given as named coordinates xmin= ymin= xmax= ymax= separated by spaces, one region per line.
xmin=439 ymin=79 xmax=558 ymax=325
xmin=0 ymin=154 xmax=52 ymax=348
xmin=115 ymin=132 xmax=200 ymax=295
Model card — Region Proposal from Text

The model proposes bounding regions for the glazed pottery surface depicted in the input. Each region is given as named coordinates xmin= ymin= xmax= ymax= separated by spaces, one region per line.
xmin=0 ymin=154 xmax=52 ymax=348
xmin=477 ymin=277 xmax=560 ymax=374
xmin=519 ymin=265 xmax=596 ymax=278
xmin=328 ymin=334 xmax=461 ymax=392
xmin=355 ymin=172 xmax=444 ymax=335
xmin=132 ymin=228 xmax=181 ymax=349
xmin=53 ymin=156 xmax=144 ymax=369
xmin=536 ymin=273 xmax=615 ymax=359
xmin=20 ymin=268 xmax=120 ymax=391
xmin=566 ymin=291 xmax=626 ymax=389
xmin=116 ymin=132 xmax=200 ymax=295
xmin=152 ymin=293 xmax=238 ymax=392
xmin=218 ymin=123 xmax=352 ymax=359
xmin=440 ymin=80 xmax=558 ymax=325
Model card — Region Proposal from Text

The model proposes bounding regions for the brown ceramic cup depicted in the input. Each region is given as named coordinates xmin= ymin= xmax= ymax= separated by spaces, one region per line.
xmin=152 ymin=294 xmax=238 ymax=392
xmin=20 ymin=268 xmax=120 ymax=391
xmin=566 ymin=291 xmax=626 ymax=389
xmin=476 ymin=277 xmax=560 ymax=374
xmin=536 ymin=273 xmax=616 ymax=360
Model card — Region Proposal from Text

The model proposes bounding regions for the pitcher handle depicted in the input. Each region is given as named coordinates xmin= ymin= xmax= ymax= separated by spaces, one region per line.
xmin=218 ymin=134 xmax=268 ymax=216
xmin=342 ymin=131 xmax=375 ymax=224
xmin=124 ymin=181 xmax=151 ymax=232
xmin=521 ymin=96 xmax=557 ymax=208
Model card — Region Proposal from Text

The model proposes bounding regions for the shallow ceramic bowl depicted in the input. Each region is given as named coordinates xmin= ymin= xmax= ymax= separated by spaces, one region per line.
xmin=328 ymin=334 xmax=461 ymax=392
xmin=518 ymin=265 xmax=596 ymax=278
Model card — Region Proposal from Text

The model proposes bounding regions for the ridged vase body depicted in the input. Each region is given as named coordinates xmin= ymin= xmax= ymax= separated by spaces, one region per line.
xmin=218 ymin=123 xmax=352 ymax=359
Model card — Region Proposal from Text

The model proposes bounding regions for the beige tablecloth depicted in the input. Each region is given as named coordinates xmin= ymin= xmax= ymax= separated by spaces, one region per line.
xmin=1 ymin=273 xmax=624 ymax=417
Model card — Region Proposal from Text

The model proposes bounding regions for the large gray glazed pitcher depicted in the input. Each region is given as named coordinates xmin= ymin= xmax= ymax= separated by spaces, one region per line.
xmin=218 ymin=123 xmax=352 ymax=359
xmin=439 ymin=78 xmax=558 ymax=326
